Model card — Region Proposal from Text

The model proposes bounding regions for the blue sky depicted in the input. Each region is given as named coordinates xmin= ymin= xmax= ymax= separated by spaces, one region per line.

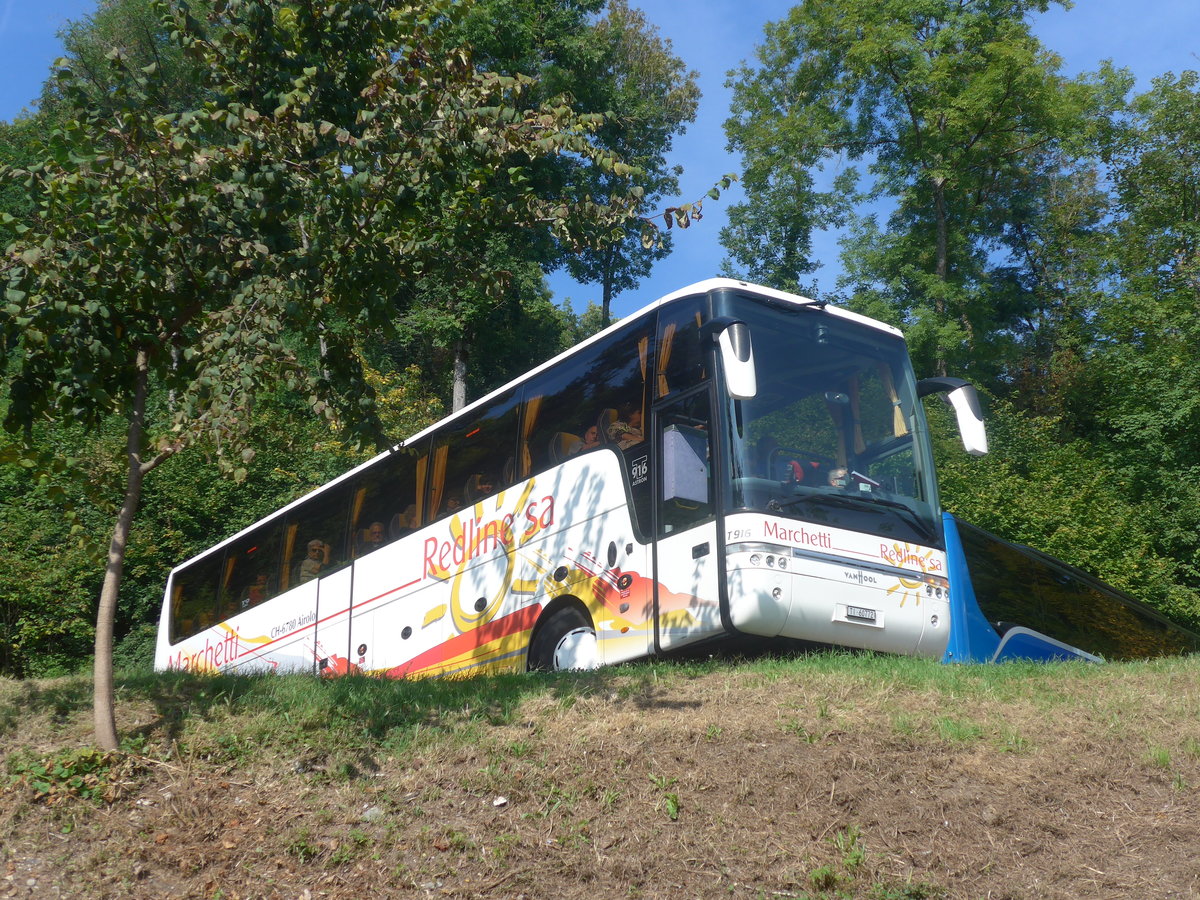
xmin=2 ymin=0 xmax=1197 ymax=318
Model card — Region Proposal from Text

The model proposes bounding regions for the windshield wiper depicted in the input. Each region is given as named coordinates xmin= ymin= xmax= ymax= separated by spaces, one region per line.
xmin=771 ymin=491 xmax=938 ymax=543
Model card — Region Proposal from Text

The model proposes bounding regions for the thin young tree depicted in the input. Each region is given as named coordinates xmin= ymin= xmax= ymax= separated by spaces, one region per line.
xmin=0 ymin=0 xmax=644 ymax=750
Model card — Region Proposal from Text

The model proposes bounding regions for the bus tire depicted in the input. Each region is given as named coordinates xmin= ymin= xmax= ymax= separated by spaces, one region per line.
xmin=529 ymin=605 xmax=598 ymax=672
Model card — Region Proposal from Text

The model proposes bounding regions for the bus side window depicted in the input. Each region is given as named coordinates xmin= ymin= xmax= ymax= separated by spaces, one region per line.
xmin=219 ymin=524 xmax=284 ymax=619
xmin=522 ymin=338 xmax=602 ymax=478
xmin=429 ymin=390 xmax=520 ymax=519
xmin=656 ymin=297 xmax=707 ymax=400
xmin=170 ymin=553 xmax=223 ymax=643
xmin=350 ymin=446 xmax=424 ymax=556
xmin=522 ymin=321 xmax=653 ymax=480
xmin=281 ymin=483 xmax=353 ymax=589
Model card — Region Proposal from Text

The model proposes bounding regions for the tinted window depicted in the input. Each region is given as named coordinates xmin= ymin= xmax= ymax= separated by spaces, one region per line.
xmin=1033 ymin=560 xmax=1198 ymax=660
xmin=958 ymin=520 xmax=1200 ymax=660
xmin=281 ymin=484 xmax=353 ymax=591
xmin=218 ymin=524 xmax=284 ymax=620
xmin=522 ymin=319 xmax=653 ymax=479
xmin=956 ymin=524 xmax=1043 ymax=630
xmin=655 ymin=296 xmax=707 ymax=399
xmin=348 ymin=446 xmax=425 ymax=558
xmin=169 ymin=554 xmax=222 ymax=642
xmin=430 ymin=391 xmax=520 ymax=520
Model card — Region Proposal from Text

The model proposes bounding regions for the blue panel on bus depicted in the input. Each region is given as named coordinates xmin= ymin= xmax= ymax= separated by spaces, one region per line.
xmin=940 ymin=513 xmax=1001 ymax=664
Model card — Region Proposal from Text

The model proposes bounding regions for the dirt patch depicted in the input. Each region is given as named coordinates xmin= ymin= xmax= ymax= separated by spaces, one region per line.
xmin=3 ymin=659 xmax=1200 ymax=898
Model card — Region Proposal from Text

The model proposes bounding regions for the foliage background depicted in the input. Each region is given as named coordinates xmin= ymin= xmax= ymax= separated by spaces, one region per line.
xmin=2 ymin=0 xmax=1200 ymax=678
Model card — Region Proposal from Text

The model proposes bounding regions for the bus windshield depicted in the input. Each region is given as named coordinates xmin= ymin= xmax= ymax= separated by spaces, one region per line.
xmin=720 ymin=296 xmax=940 ymax=547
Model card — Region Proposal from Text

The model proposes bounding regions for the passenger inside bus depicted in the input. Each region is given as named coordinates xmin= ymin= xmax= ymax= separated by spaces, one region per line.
xmin=299 ymin=539 xmax=330 ymax=583
xmin=464 ymin=473 xmax=496 ymax=503
xmin=575 ymin=425 xmax=601 ymax=454
xmin=355 ymin=521 xmax=386 ymax=557
xmin=242 ymin=573 xmax=270 ymax=609
xmin=608 ymin=406 xmax=643 ymax=448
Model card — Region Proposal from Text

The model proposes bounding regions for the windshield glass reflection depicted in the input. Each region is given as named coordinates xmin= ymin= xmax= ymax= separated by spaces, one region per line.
xmin=721 ymin=297 xmax=940 ymax=547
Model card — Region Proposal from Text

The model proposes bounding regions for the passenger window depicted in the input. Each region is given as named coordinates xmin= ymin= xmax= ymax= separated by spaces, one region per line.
xmin=218 ymin=525 xmax=284 ymax=620
xmin=170 ymin=554 xmax=222 ymax=642
xmin=349 ymin=446 xmax=425 ymax=558
xmin=281 ymin=485 xmax=352 ymax=591
xmin=656 ymin=297 xmax=707 ymax=399
xmin=429 ymin=391 xmax=520 ymax=519
xmin=521 ymin=346 xmax=602 ymax=477
xmin=594 ymin=330 xmax=651 ymax=451
xmin=521 ymin=320 xmax=654 ymax=478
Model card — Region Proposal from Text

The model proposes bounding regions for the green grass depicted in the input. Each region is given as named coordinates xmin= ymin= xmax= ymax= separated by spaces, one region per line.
xmin=4 ymin=650 xmax=1198 ymax=759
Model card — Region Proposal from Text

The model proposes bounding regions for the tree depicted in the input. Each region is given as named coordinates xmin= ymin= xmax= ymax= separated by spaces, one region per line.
xmin=723 ymin=0 xmax=1083 ymax=377
xmin=395 ymin=241 xmax=558 ymax=411
xmin=0 ymin=118 xmax=42 ymax=249
xmin=1082 ymin=70 xmax=1200 ymax=590
xmin=560 ymin=0 xmax=700 ymax=326
xmin=364 ymin=0 xmax=702 ymax=413
xmin=929 ymin=397 xmax=1199 ymax=626
xmin=398 ymin=0 xmax=701 ymax=413
xmin=0 ymin=0 xmax=644 ymax=749
xmin=36 ymin=0 xmax=211 ymax=123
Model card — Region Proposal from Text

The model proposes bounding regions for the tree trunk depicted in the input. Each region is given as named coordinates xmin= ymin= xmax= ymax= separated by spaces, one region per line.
xmin=93 ymin=348 xmax=151 ymax=751
xmin=601 ymin=243 xmax=616 ymax=328
xmin=933 ymin=176 xmax=949 ymax=377
xmin=451 ymin=339 xmax=468 ymax=413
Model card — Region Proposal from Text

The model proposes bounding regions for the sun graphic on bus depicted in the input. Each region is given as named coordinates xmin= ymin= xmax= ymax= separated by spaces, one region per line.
xmin=886 ymin=576 xmax=925 ymax=607
xmin=881 ymin=542 xmax=938 ymax=607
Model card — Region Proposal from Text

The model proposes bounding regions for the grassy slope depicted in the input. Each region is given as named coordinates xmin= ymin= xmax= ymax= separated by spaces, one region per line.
xmin=3 ymin=652 xmax=1200 ymax=899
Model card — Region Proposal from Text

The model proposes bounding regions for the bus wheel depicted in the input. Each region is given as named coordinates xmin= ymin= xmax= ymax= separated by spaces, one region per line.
xmin=530 ymin=606 xmax=598 ymax=672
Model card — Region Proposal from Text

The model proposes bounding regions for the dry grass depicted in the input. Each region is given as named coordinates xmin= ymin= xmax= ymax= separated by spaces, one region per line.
xmin=3 ymin=652 xmax=1200 ymax=898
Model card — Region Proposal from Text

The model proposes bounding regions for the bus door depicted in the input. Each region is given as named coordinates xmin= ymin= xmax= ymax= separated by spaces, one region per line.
xmin=653 ymin=388 xmax=724 ymax=651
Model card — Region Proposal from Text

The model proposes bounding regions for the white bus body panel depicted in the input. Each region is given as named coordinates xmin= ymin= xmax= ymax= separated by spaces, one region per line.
xmin=156 ymin=476 xmax=950 ymax=675
xmin=156 ymin=452 xmax=660 ymax=677
xmin=725 ymin=513 xmax=950 ymax=658
xmin=155 ymin=578 xmax=320 ymax=675
xmin=654 ymin=519 xmax=724 ymax=651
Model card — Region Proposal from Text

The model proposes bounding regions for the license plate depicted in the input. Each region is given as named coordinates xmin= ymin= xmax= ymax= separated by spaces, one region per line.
xmin=846 ymin=605 xmax=877 ymax=622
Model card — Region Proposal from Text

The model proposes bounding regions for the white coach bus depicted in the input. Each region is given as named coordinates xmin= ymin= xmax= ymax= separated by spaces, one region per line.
xmin=156 ymin=279 xmax=1198 ymax=676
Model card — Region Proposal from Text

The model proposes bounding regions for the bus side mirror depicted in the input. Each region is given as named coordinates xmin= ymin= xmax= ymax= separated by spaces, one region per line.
xmin=917 ymin=376 xmax=988 ymax=456
xmin=701 ymin=317 xmax=757 ymax=400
